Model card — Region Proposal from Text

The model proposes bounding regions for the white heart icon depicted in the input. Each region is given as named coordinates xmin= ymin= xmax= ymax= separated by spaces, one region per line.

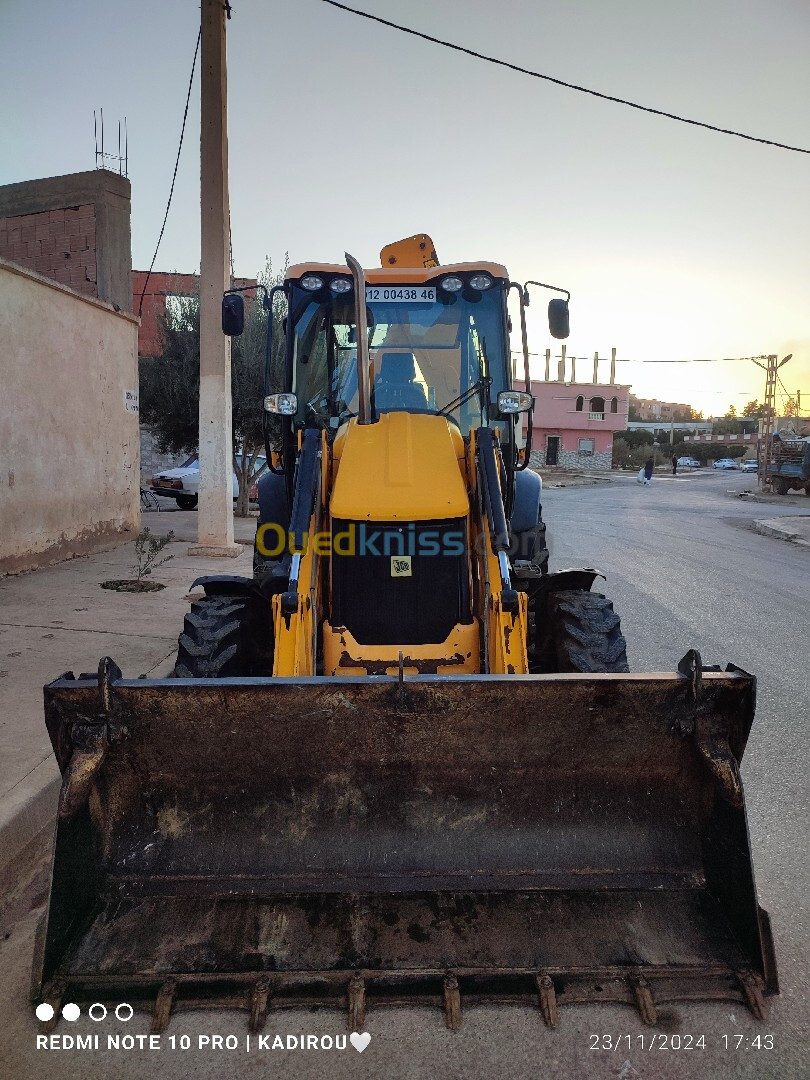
xmin=350 ymin=1031 xmax=371 ymax=1053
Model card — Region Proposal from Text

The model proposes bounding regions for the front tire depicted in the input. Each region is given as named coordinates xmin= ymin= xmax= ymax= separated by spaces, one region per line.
xmin=174 ymin=595 xmax=273 ymax=677
xmin=176 ymin=494 xmax=198 ymax=510
xmin=533 ymin=590 xmax=629 ymax=673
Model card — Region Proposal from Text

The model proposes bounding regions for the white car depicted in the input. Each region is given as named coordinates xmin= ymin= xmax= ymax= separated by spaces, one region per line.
xmin=151 ymin=454 xmax=266 ymax=509
xmin=740 ymin=459 xmax=758 ymax=473
xmin=677 ymin=456 xmax=701 ymax=468
xmin=712 ymin=458 xmax=739 ymax=470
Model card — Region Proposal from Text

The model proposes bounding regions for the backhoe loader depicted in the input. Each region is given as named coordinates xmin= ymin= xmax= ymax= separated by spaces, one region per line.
xmin=36 ymin=235 xmax=777 ymax=1033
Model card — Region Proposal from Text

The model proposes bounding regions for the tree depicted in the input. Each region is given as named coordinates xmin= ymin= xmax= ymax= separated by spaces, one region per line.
xmin=742 ymin=399 xmax=763 ymax=418
xmin=614 ymin=428 xmax=654 ymax=449
xmin=725 ymin=405 xmax=738 ymax=419
xmin=627 ymin=404 xmax=639 ymax=421
xmin=783 ymin=396 xmax=799 ymax=418
xmin=140 ymin=260 xmax=287 ymax=515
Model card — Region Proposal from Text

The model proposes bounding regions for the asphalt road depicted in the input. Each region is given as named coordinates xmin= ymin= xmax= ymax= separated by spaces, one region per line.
xmin=2 ymin=469 xmax=808 ymax=1080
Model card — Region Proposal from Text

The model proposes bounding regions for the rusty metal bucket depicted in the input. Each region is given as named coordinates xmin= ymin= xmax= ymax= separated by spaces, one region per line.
xmin=34 ymin=656 xmax=777 ymax=1031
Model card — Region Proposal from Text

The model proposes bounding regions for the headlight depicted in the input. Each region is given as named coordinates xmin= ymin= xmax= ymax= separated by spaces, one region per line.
xmin=264 ymin=393 xmax=298 ymax=415
xmin=300 ymin=274 xmax=323 ymax=291
xmin=497 ymin=390 xmax=534 ymax=415
xmin=329 ymin=278 xmax=352 ymax=294
xmin=469 ymin=273 xmax=492 ymax=290
xmin=440 ymin=275 xmax=463 ymax=292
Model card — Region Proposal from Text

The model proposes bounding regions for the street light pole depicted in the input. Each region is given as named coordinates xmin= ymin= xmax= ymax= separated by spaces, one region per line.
xmin=190 ymin=0 xmax=240 ymax=557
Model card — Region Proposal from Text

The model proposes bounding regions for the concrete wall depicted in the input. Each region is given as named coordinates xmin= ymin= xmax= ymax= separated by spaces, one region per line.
xmin=0 ymin=258 xmax=140 ymax=574
xmin=0 ymin=170 xmax=131 ymax=312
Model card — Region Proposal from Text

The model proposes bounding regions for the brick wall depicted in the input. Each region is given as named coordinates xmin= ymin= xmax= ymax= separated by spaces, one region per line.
xmin=0 ymin=205 xmax=97 ymax=298
xmin=0 ymin=170 xmax=131 ymax=311
xmin=133 ymin=270 xmax=256 ymax=358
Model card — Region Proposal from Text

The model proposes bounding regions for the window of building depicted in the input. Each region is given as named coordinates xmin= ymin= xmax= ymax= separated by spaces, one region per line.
xmin=578 ymin=438 xmax=595 ymax=455
xmin=575 ymin=395 xmax=584 ymax=412
xmin=590 ymin=396 xmax=605 ymax=414
xmin=610 ymin=397 xmax=618 ymax=413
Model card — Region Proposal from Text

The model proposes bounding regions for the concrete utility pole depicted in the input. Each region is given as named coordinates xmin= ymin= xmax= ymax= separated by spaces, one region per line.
xmin=191 ymin=0 xmax=240 ymax=557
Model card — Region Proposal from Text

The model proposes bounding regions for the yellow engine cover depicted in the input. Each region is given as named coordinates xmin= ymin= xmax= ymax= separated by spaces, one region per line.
xmin=330 ymin=413 xmax=468 ymax=522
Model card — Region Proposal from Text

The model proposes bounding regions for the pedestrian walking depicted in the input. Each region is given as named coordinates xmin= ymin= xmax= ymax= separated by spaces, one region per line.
xmin=672 ymin=454 xmax=678 ymax=476
xmin=643 ymin=456 xmax=654 ymax=485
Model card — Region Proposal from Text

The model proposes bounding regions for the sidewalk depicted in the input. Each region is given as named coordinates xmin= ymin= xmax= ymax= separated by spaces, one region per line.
xmin=753 ymin=515 xmax=810 ymax=547
xmin=0 ymin=521 xmax=254 ymax=906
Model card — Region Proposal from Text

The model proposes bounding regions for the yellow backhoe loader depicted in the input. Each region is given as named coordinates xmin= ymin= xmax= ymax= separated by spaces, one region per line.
xmin=36 ymin=236 xmax=777 ymax=1033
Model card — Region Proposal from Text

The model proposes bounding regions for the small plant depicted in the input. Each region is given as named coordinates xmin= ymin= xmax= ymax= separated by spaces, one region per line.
xmin=133 ymin=527 xmax=175 ymax=583
xmin=100 ymin=529 xmax=176 ymax=593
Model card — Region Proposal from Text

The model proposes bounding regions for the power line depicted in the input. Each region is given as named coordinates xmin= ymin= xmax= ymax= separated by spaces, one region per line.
xmin=138 ymin=28 xmax=202 ymax=319
xmin=512 ymin=351 xmax=769 ymax=364
xmin=320 ymin=1 xmax=809 ymax=155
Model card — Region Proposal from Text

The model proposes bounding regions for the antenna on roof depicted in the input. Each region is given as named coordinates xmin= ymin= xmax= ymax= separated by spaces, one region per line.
xmin=94 ymin=108 xmax=128 ymax=176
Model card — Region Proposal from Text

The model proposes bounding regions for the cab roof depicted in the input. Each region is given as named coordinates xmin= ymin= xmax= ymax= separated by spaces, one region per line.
xmin=285 ymin=261 xmax=510 ymax=284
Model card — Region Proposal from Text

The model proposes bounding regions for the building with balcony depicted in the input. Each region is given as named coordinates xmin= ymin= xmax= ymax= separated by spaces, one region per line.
xmin=528 ymin=380 xmax=631 ymax=470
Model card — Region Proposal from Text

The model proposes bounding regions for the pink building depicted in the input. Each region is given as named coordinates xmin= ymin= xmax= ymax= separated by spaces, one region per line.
xmin=527 ymin=381 xmax=631 ymax=470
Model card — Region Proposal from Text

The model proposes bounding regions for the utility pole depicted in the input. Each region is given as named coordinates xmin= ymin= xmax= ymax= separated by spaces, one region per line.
xmin=191 ymin=0 xmax=240 ymax=557
xmin=610 ymin=347 xmax=616 ymax=385
xmin=753 ymin=353 xmax=791 ymax=493
xmin=544 ymin=349 xmax=550 ymax=381
xmin=593 ymin=352 xmax=599 ymax=383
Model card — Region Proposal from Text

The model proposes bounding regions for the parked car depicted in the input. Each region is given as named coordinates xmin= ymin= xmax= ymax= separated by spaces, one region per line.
xmin=151 ymin=453 xmax=266 ymax=509
xmin=712 ymin=458 xmax=739 ymax=470
xmin=741 ymin=459 xmax=759 ymax=473
xmin=677 ymin=456 xmax=701 ymax=468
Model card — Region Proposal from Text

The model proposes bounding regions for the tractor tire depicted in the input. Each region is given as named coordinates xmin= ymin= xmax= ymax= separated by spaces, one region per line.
xmin=772 ymin=477 xmax=790 ymax=496
xmin=534 ymin=590 xmax=629 ymax=674
xmin=174 ymin=595 xmax=273 ymax=678
xmin=176 ymin=494 xmax=198 ymax=510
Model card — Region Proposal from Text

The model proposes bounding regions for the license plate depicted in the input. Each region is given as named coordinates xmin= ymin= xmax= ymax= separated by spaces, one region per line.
xmin=366 ymin=286 xmax=436 ymax=303
xmin=158 ymin=480 xmax=172 ymax=487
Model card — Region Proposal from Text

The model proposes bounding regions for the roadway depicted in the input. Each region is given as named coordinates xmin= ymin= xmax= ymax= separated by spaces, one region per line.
xmin=1 ymin=469 xmax=807 ymax=1080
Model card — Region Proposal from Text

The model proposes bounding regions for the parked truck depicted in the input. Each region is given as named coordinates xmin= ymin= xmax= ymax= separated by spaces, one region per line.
xmin=766 ymin=433 xmax=810 ymax=495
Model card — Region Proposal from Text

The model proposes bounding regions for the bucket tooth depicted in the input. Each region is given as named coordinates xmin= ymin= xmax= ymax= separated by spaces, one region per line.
xmin=628 ymin=973 xmax=657 ymax=1026
xmin=249 ymin=977 xmax=271 ymax=1033
xmin=738 ymin=971 xmax=769 ymax=1021
xmin=348 ymin=975 xmax=366 ymax=1032
xmin=536 ymin=974 xmax=559 ymax=1028
xmin=443 ymin=974 xmax=462 ymax=1032
xmin=151 ymin=979 xmax=177 ymax=1034
xmin=38 ymin=979 xmax=67 ymax=1033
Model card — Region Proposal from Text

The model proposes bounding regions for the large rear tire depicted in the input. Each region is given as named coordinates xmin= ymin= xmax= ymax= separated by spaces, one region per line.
xmin=772 ymin=477 xmax=790 ymax=495
xmin=174 ymin=595 xmax=273 ymax=677
xmin=534 ymin=590 xmax=629 ymax=673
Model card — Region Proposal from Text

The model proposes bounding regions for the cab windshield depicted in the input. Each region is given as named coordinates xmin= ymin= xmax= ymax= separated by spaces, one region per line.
xmin=287 ymin=281 xmax=508 ymax=437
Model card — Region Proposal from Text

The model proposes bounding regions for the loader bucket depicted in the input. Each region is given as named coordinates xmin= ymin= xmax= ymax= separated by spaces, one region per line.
xmin=35 ymin=657 xmax=777 ymax=1031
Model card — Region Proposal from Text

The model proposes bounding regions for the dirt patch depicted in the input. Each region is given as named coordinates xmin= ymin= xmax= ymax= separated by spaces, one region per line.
xmin=99 ymin=579 xmax=166 ymax=593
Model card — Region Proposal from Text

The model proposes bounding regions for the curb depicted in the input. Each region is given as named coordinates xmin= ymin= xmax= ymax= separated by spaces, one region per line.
xmin=754 ymin=518 xmax=810 ymax=548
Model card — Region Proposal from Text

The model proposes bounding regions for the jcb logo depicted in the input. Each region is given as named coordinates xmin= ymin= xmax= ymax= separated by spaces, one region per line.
xmin=391 ymin=556 xmax=412 ymax=578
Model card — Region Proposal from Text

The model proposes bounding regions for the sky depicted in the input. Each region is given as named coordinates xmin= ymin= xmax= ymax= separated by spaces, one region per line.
xmin=1 ymin=0 xmax=808 ymax=416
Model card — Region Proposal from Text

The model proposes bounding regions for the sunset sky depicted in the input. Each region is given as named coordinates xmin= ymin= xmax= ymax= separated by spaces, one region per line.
xmin=2 ymin=0 xmax=807 ymax=417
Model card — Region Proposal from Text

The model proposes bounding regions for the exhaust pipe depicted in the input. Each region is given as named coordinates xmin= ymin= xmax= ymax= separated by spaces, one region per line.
xmin=345 ymin=252 xmax=373 ymax=425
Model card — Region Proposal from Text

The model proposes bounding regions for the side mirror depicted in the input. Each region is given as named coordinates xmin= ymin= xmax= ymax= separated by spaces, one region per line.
xmin=548 ymin=298 xmax=569 ymax=340
xmin=222 ymin=293 xmax=245 ymax=336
